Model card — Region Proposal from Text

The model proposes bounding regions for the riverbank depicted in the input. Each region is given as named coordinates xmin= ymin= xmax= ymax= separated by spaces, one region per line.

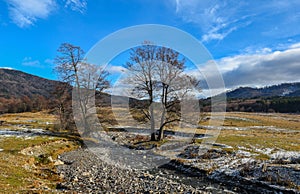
xmin=56 ymin=148 xmax=235 ymax=193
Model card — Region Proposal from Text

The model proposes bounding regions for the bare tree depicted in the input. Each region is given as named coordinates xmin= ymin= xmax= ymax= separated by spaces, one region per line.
xmin=125 ymin=43 xmax=201 ymax=141
xmin=54 ymin=43 xmax=109 ymax=134
xmin=51 ymin=82 xmax=74 ymax=131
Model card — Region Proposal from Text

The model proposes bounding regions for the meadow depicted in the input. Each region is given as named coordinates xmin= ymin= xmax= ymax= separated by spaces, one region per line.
xmin=0 ymin=110 xmax=299 ymax=192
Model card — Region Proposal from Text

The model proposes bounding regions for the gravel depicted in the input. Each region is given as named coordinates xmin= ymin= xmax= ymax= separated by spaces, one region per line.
xmin=56 ymin=148 xmax=209 ymax=193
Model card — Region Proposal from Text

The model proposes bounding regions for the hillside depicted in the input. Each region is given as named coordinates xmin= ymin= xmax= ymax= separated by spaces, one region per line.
xmin=0 ymin=68 xmax=58 ymax=99
xmin=0 ymin=68 xmax=145 ymax=114
xmin=0 ymin=68 xmax=62 ymax=113
xmin=205 ymin=83 xmax=300 ymax=113
xmin=225 ymin=83 xmax=300 ymax=99
xmin=1 ymin=68 xmax=299 ymax=114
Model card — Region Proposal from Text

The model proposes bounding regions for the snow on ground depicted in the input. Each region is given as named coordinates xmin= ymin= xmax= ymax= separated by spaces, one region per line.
xmin=271 ymin=151 xmax=300 ymax=161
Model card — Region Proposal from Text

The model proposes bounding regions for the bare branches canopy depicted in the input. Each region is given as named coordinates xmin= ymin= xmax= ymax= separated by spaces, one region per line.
xmin=125 ymin=43 xmax=201 ymax=141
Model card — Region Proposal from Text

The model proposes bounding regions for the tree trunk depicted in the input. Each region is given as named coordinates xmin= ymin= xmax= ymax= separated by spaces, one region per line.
xmin=81 ymin=117 xmax=91 ymax=137
xmin=158 ymin=107 xmax=166 ymax=141
xmin=151 ymin=132 xmax=156 ymax=141
xmin=150 ymin=103 xmax=156 ymax=141
xmin=158 ymin=126 xmax=164 ymax=141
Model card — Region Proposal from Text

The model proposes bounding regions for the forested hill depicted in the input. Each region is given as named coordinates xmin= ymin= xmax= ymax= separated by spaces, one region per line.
xmin=0 ymin=68 xmax=58 ymax=99
xmin=0 ymin=68 xmax=60 ymax=113
xmin=1 ymin=68 xmax=299 ymax=113
xmin=225 ymin=83 xmax=300 ymax=99
xmin=0 ymin=68 xmax=141 ymax=113
xmin=207 ymin=83 xmax=300 ymax=113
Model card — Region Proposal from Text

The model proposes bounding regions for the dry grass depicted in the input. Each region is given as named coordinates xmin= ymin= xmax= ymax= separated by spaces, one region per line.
xmin=97 ymin=108 xmax=300 ymax=154
xmin=1 ymin=109 xmax=297 ymax=191
xmin=214 ymin=112 xmax=300 ymax=153
xmin=0 ymin=111 xmax=80 ymax=193
xmin=224 ymin=112 xmax=300 ymax=130
xmin=0 ymin=111 xmax=56 ymax=130
xmin=217 ymin=130 xmax=300 ymax=149
xmin=0 ymin=136 xmax=79 ymax=192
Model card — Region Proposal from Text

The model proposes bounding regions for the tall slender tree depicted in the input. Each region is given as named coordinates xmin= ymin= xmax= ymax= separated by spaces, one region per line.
xmin=54 ymin=43 xmax=109 ymax=134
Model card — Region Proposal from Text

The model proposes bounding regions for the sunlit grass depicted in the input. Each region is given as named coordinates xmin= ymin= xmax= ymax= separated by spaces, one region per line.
xmin=0 ymin=111 xmax=80 ymax=192
xmin=0 ymin=136 xmax=79 ymax=192
xmin=224 ymin=112 xmax=300 ymax=130
xmin=0 ymin=111 xmax=56 ymax=130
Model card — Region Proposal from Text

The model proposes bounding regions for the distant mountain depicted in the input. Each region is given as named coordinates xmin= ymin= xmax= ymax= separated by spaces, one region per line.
xmin=1 ymin=68 xmax=299 ymax=114
xmin=225 ymin=83 xmax=300 ymax=99
xmin=0 ymin=68 xmax=58 ymax=99
xmin=0 ymin=68 xmax=147 ymax=114
xmin=286 ymin=89 xmax=300 ymax=97
xmin=203 ymin=83 xmax=300 ymax=113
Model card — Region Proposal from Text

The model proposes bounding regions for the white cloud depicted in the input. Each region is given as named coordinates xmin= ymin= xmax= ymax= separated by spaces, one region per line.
xmin=173 ymin=0 xmax=300 ymax=42
xmin=107 ymin=65 xmax=127 ymax=74
xmin=220 ymin=47 xmax=300 ymax=88
xmin=202 ymin=26 xmax=237 ymax=42
xmin=22 ymin=57 xmax=43 ymax=68
xmin=0 ymin=67 xmax=14 ymax=70
xmin=64 ymin=0 xmax=87 ymax=14
xmin=6 ymin=0 xmax=56 ymax=28
xmin=187 ymin=43 xmax=300 ymax=92
xmin=5 ymin=0 xmax=88 ymax=28
xmin=242 ymin=47 xmax=273 ymax=55
xmin=44 ymin=58 xmax=54 ymax=65
xmin=174 ymin=0 xmax=246 ymax=42
xmin=289 ymin=42 xmax=300 ymax=49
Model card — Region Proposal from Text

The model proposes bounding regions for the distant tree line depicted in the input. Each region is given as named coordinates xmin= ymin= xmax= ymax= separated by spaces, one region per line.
xmin=203 ymin=97 xmax=300 ymax=113
xmin=0 ymin=95 xmax=49 ymax=114
xmin=269 ymin=97 xmax=300 ymax=113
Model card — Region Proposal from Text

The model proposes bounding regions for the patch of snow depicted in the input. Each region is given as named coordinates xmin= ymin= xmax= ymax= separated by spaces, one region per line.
xmin=256 ymin=148 xmax=274 ymax=155
xmin=225 ymin=116 xmax=255 ymax=122
xmin=0 ymin=128 xmax=51 ymax=138
xmin=0 ymin=148 xmax=3 ymax=152
xmin=203 ymin=125 xmax=291 ymax=132
xmin=281 ymin=89 xmax=293 ymax=96
xmin=271 ymin=151 xmax=300 ymax=160
xmin=240 ymin=158 xmax=255 ymax=164
xmin=0 ymin=67 xmax=14 ymax=70
xmin=237 ymin=150 xmax=253 ymax=157
xmin=237 ymin=146 xmax=249 ymax=150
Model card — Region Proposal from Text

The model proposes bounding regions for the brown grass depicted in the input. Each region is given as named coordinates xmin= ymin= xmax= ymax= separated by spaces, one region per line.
xmin=0 ymin=111 xmax=80 ymax=192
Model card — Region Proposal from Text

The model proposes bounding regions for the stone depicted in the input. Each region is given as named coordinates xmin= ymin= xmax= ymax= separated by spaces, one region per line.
xmin=54 ymin=159 xmax=64 ymax=166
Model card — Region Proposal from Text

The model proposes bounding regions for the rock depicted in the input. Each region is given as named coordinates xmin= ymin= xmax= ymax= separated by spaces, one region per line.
xmin=48 ymin=156 xmax=54 ymax=162
xmin=82 ymin=172 xmax=90 ymax=177
xmin=54 ymin=160 xmax=64 ymax=166
xmin=73 ymin=177 xmax=78 ymax=182
xmin=0 ymin=120 xmax=5 ymax=126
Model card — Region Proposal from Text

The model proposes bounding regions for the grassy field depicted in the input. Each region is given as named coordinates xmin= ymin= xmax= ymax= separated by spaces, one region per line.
xmin=0 ymin=112 xmax=80 ymax=193
xmin=203 ymin=112 xmax=300 ymax=160
xmin=0 ymin=110 xmax=299 ymax=192
xmin=0 ymin=111 xmax=56 ymax=130
xmin=98 ymin=107 xmax=300 ymax=159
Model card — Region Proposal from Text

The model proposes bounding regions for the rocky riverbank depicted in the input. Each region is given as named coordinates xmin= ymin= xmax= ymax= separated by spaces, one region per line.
xmin=56 ymin=148 xmax=238 ymax=193
xmin=55 ymin=127 xmax=300 ymax=193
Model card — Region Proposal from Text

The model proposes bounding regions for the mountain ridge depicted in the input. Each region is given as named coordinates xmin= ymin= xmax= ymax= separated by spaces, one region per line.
xmin=1 ymin=68 xmax=300 ymax=114
xmin=223 ymin=83 xmax=300 ymax=99
xmin=0 ymin=68 xmax=58 ymax=99
xmin=2 ymin=68 xmax=300 ymax=100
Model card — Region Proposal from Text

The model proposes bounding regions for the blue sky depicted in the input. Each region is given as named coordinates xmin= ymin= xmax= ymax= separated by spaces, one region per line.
xmin=1 ymin=0 xmax=300 ymax=93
